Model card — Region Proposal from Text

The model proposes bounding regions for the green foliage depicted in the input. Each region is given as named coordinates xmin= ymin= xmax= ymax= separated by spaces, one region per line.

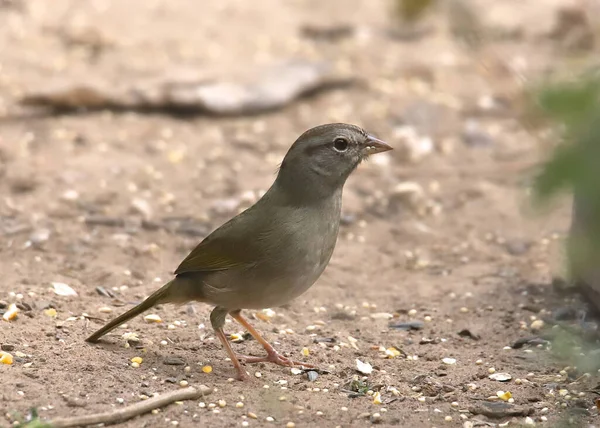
xmin=391 ymin=0 xmax=437 ymax=22
xmin=10 ymin=408 xmax=54 ymax=428
xmin=530 ymin=72 xmax=600 ymax=204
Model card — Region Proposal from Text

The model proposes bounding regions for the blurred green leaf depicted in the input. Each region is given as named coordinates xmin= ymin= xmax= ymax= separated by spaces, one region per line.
xmin=392 ymin=0 xmax=437 ymax=22
xmin=530 ymin=71 xmax=600 ymax=204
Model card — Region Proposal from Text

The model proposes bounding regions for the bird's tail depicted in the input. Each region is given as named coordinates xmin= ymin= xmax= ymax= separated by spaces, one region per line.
xmin=86 ymin=279 xmax=175 ymax=343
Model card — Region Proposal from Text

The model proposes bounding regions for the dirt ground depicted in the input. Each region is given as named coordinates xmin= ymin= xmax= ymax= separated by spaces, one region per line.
xmin=1 ymin=0 xmax=600 ymax=427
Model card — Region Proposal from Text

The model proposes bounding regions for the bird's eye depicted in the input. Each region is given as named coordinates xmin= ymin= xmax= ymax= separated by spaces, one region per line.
xmin=333 ymin=137 xmax=349 ymax=152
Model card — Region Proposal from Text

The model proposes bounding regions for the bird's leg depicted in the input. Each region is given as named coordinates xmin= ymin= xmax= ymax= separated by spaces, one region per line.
xmin=210 ymin=307 xmax=249 ymax=381
xmin=230 ymin=310 xmax=315 ymax=369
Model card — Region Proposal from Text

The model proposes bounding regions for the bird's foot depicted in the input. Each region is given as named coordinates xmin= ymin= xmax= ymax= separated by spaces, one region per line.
xmin=236 ymin=351 xmax=315 ymax=369
xmin=235 ymin=369 xmax=251 ymax=381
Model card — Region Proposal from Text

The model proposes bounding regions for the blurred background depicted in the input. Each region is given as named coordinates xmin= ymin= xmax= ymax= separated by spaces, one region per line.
xmin=1 ymin=0 xmax=600 ymax=427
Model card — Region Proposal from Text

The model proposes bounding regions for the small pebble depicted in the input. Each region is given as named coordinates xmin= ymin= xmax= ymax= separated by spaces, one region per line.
xmin=242 ymin=422 xmax=249 ymax=427
xmin=255 ymin=372 xmax=262 ymax=378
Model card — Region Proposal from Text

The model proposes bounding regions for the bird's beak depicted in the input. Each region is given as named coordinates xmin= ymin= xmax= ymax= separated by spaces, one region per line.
xmin=363 ymin=135 xmax=393 ymax=155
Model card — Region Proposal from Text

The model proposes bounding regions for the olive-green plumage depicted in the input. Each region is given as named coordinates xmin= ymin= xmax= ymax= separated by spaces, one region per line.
xmin=86 ymin=123 xmax=392 ymax=380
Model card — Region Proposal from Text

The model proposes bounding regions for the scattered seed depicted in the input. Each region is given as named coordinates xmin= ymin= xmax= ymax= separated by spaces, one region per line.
xmin=179 ymin=380 xmax=189 ymax=387
xmin=489 ymin=373 xmax=512 ymax=382
xmin=236 ymin=402 xmax=244 ymax=408
xmin=424 ymin=316 xmax=432 ymax=322
xmin=370 ymin=312 xmax=393 ymax=320
xmin=286 ymin=423 xmax=296 ymax=428
xmin=202 ymin=365 xmax=213 ymax=374
xmin=52 ymin=282 xmax=78 ymax=297
xmin=488 ymin=367 xmax=496 ymax=374
xmin=266 ymin=416 xmax=275 ymax=422
xmin=373 ymin=392 xmax=382 ymax=404
xmin=356 ymin=359 xmax=373 ymax=374
xmin=242 ymin=422 xmax=249 ymax=427
xmin=445 ymin=416 xmax=453 ymax=421
xmin=44 ymin=308 xmax=57 ymax=318
xmin=497 ymin=391 xmax=512 ymax=401
xmin=255 ymin=372 xmax=262 ymax=378
xmin=3 ymin=303 xmax=18 ymax=321
xmin=199 ymin=402 xmax=206 ymax=408
xmin=98 ymin=307 xmax=113 ymax=313
xmin=0 ymin=352 xmax=14 ymax=365
xmin=131 ymin=362 xmax=140 ymax=368
xmin=131 ymin=357 xmax=143 ymax=364
xmin=248 ymin=412 xmax=258 ymax=419
xmin=218 ymin=400 xmax=226 ymax=408
xmin=144 ymin=314 xmax=162 ymax=323
xmin=530 ymin=320 xmax=544 ymax=331
xmin=301 ymin=347 xmax=310 ymax=356
xmin=442 ymin=358 xmax=456 ymax=365
xmin=475 ymin=359 xmax=483 ymax=365
xmin=408 ymin=309 xmax=418 ymax=316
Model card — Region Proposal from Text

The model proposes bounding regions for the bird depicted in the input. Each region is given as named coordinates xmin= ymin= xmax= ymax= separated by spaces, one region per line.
xmin=85 ymin=123 xmax=392 ymax=380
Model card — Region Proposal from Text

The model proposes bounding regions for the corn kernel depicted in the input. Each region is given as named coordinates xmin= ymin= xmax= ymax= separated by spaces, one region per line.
xmin=497 ymin=391 xmax=512 ymax=401
xmin=131 ymin=357 xmax=143 ymax=364
xmin=3 ymin=303 xmax=18 ymax=321
xmin=0 ymin=352 xmax=14 ymax=365
xmin=301 ymin=347 xmax=310 ymax=356
xmin=44 ymin=308 xmax=57 ymax=317
xmin=202 ymin=365 xmax=213 ymax=374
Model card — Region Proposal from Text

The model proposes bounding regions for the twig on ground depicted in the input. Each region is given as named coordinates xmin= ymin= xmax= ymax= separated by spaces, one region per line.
xmin=49 ymin=385 xmax=213 ymax=428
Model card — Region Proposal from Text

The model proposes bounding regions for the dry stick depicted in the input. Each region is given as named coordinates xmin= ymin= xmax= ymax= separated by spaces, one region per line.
xmin=49 ymin=385 xmax=213 ymax=428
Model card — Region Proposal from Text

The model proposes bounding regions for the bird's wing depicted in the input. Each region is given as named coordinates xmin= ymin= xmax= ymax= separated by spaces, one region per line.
xmin=174 ymin=211 xmax=260 ymax=275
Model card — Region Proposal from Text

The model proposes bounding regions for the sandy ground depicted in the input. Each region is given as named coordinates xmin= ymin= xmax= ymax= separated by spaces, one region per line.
xmin=1 ymin=0 xmax=599 ymax=427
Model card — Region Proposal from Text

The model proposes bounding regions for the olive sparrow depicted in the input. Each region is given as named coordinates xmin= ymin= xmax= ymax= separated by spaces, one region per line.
xmin=86 ymin=123 xmax=392 ymax=380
